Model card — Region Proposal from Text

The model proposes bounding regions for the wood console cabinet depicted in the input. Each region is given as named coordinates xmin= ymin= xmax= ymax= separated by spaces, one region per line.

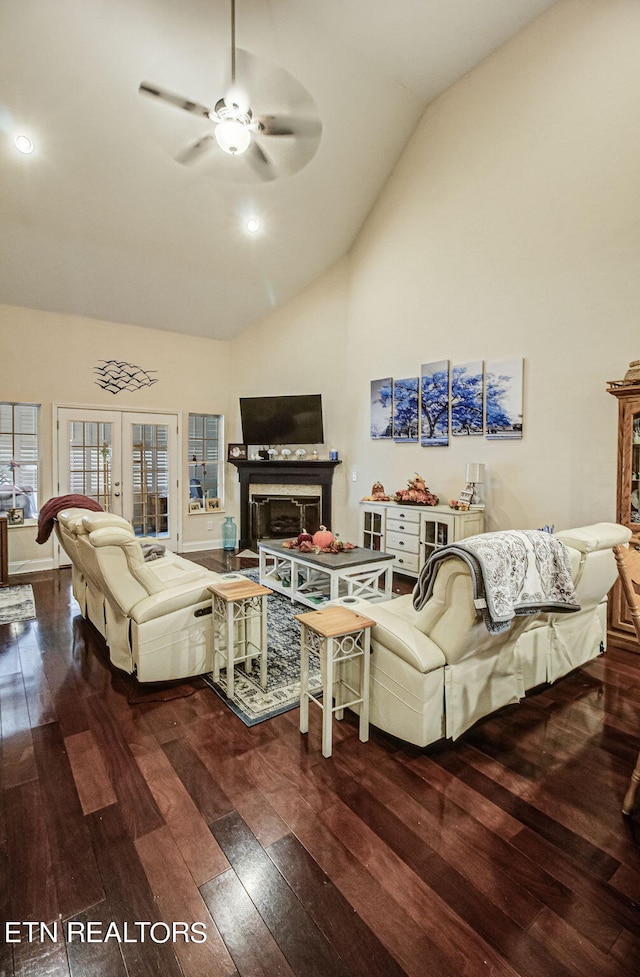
xmin=360 ymin=501 xmax=484 ymax=578
xmin=607 ymin=378 xmax=640 ymax=651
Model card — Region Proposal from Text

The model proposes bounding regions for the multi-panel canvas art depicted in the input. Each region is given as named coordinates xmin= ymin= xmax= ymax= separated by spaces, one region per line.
xmin=420 ymin=360 xmax=450 ymax=447
xmin=370 ymin=357 xmax=524 ymax=442
xmin=370 ymin=378 xmax=393 ymax=439
xmin=393 ymin=378 xmax=419 ymax=442
xmin=485 ymin=358 xmax=524 ymax=439
xmin=451 ymin=361 xmax=484 ymax=436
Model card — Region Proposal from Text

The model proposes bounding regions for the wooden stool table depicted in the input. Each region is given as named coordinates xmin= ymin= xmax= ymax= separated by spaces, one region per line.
xmin=208 ymin=578 xmax=272 ymax=699
xmin=295 ymin=605 xmax=375 ymax=758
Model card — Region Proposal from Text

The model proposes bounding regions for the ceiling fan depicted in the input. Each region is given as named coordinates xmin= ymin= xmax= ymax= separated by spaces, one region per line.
xmin=138 ymin=0 xmax=321 ymax=182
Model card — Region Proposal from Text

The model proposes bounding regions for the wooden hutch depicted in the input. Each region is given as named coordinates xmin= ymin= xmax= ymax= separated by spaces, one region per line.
xmin=607 ymin=360 xmax=640 ymax=652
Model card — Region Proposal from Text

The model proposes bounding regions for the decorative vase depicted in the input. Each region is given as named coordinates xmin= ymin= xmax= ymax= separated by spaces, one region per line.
xmin=222 ymin=516 xmax=237 ymax=552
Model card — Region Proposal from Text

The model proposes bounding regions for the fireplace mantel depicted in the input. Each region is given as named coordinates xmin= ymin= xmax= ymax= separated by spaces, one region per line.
xmin=229 ymin=460 xmax=341 ymax=549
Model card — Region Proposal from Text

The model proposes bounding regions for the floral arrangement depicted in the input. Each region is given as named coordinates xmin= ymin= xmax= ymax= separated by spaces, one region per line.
xmin=394 ymin=473 xmax=439 ymax=506
xmin=448 ymin=499 xmax=470 ymax=511
xmin=361 ymin=480 xmax=392 ymax=501
xmin=282 ymin=527 xmax=356 ymax=554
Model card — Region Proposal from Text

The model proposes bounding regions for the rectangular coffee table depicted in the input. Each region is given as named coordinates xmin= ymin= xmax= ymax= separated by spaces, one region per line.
xmin=258 ymin=539 xmax=394 ymax=608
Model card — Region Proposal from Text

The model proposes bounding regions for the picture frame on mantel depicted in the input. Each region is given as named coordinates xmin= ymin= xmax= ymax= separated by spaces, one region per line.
xmin=227 ymin=443 xmax=247 ymax=461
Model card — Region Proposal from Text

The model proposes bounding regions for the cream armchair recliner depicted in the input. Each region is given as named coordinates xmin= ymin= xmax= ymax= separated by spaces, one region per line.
xmin=335 ymin=522 xmax=630 ymax=748
xmin=56 ymin=507 xmax=234 ymax=683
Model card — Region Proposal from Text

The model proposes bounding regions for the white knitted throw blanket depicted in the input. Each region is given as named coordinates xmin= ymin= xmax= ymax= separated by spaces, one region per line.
xmin=413 ymin=530 xmax=580 ymax=634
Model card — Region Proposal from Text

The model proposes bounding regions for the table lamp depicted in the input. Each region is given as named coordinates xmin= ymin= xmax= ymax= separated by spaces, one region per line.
xmin=465 ymin=463 xmax=485 ymax=505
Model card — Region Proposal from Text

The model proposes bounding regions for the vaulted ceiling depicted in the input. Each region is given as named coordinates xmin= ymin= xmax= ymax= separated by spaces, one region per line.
xmin=0 ymin=0 xmax=558 ymax=340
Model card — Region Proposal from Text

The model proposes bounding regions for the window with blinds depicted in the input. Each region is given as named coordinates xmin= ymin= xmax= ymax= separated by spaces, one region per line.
xmin=0 ymin=402 xmax=40 ymax=519
xmin=188 ymin=414 xmax=222 ymax=509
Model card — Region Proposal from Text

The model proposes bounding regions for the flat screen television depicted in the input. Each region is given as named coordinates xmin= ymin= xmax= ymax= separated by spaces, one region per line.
xmin=239 ymin=394 xmax=324 ymax=445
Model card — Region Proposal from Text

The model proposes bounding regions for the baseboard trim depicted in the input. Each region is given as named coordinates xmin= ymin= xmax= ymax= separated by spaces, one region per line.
xmin=9 ymin=556 xmax=58 ymax=575
xmin=180 ymin=539 xmax=222 ymax=553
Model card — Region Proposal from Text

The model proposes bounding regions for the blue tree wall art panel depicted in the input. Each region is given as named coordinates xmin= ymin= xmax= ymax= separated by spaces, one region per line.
xmin=451 ymin=361 xmax=484 ymax=436
xmin=370 ymin=378 xmax=393 ymax=439
xmin=393 ymin=377 xmax=419 ymax=442
xmin=420 ymin=360 xmax=450 ymax=446
xmin=485 ymin=357 xmax=524 ymax=439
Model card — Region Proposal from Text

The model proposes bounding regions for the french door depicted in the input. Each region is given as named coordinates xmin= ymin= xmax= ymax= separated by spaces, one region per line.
xmin=56 ymin=407 xmax=180 ymax=555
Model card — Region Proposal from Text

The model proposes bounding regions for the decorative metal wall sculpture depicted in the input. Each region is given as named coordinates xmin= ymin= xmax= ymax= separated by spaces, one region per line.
xmin=94 ymin=360 xmax=159 ymax=394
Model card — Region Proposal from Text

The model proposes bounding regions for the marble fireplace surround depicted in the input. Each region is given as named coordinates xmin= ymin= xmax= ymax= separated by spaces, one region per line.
xmin=229 ymin=460 xmax=341 ymax=550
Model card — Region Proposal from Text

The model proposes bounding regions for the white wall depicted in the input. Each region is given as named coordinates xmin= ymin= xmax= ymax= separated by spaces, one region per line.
xmin=229 ymin=258 xmax=352 ymax=523
xmin=233 ymin=0 xmax=640 ymax=542
xmin=0 ymin=304 xmax=232 ymax=569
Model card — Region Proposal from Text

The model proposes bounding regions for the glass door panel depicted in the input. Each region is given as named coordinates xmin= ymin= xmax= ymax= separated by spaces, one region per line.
xmin=631 ymin=411 xmax=640 ymax=526
xmin=58 ymin=408 xmax=123 ymax=519
xmin=423 ymin=514 xmax=454 ymax=561
xmin=362 ymin=507 xmax=384 ymax=551
xmin=130 ymin=422 xmax=170 ymax=538
xmin=68 ymin=420 xmax=114 ymax=510
xmin=57 ymin=407 xmax=179 ymax=558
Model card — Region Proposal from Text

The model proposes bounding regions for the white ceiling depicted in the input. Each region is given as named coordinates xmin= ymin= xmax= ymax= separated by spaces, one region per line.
xmin=0 ymin=0 xmax=558 ymax=341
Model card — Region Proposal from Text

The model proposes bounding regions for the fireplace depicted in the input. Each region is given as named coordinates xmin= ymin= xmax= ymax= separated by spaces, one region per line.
xmin=229 ymin=459 xmax=341 ymax=549
xmin=251 ymin=494 xmax=321 ymax=542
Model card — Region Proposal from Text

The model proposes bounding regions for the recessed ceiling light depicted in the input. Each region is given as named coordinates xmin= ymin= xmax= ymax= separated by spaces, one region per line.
xmin=14 ymin=134 xmax=34 ymax=155
xmin=246 ymin=218 xmax=260 ymax=234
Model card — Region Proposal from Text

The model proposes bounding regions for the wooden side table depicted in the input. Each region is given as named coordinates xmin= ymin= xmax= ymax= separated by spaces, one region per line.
xmin=208 ymin=578 xmax=271 ymax=699
xmin=295 ymin=605 xmax=375 ymax=758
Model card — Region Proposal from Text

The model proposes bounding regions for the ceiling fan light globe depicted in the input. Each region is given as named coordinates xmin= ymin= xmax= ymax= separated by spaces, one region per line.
xmin=215 ymin=119 xmax=251 ymax=155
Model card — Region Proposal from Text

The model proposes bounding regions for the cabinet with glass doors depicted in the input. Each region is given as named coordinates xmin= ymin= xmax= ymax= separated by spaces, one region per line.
xmin=360 ymin=501 xmax=484 ymax=578
xmin=361 ymin=504 xmax=386 ymax=552
xmin=607 ymin=376 xmax=640 ymax=651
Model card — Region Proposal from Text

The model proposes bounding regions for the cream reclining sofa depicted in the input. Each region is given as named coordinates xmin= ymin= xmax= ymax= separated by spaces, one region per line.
xmin=56 ymin=507 xmax=233 ymax=683
xmin=336 ymin=522 xmax=630 ymax=748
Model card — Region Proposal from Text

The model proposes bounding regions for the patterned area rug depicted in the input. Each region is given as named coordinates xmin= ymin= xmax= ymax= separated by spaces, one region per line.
xmin=0 ymin=584 xmax=36 ymax=625
xmin=203 ymin=569 xmax=322 ymax=725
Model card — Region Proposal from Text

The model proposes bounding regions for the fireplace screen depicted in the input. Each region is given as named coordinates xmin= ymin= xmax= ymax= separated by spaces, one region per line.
xmin=251 ymin=494 xmax=321 ymax=542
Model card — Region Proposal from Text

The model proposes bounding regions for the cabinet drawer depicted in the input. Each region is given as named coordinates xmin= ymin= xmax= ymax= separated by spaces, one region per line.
xmin=386 ymin=530 xmax=420 ymax=555
xmin=391 ymin=508 xmax=421 ymax=525
xmin=391 ymin=551 xmax=420 ymax=573
xmin=387 ymin=515 xmax=420 ymax=536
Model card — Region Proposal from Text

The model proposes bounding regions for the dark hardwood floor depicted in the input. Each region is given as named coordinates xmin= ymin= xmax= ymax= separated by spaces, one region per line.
xmin=1 ymin=551 xmax=640 ymax=977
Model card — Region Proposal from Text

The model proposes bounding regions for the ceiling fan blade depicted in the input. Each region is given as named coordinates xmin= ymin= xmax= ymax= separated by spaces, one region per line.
xmin=139 ymin=81 xmax=213 ymax=120
xmin=175 ymin=133 xmax=216 ymax=165
xmin=254 ymin=114 xmax=322 ymax=139
xmin=245 ymin=140 xmax=276 ymax=182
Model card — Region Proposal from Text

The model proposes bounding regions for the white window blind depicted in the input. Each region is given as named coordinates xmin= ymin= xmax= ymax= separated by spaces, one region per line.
xmin=188 ymin=413 xmax=222 ymax=506
xmin=0 ymin=402 xmax=40 ymax=518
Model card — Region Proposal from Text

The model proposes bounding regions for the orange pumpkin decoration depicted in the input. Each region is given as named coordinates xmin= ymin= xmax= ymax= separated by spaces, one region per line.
xmin=313 ymin=525 xmax=334 ymax=548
